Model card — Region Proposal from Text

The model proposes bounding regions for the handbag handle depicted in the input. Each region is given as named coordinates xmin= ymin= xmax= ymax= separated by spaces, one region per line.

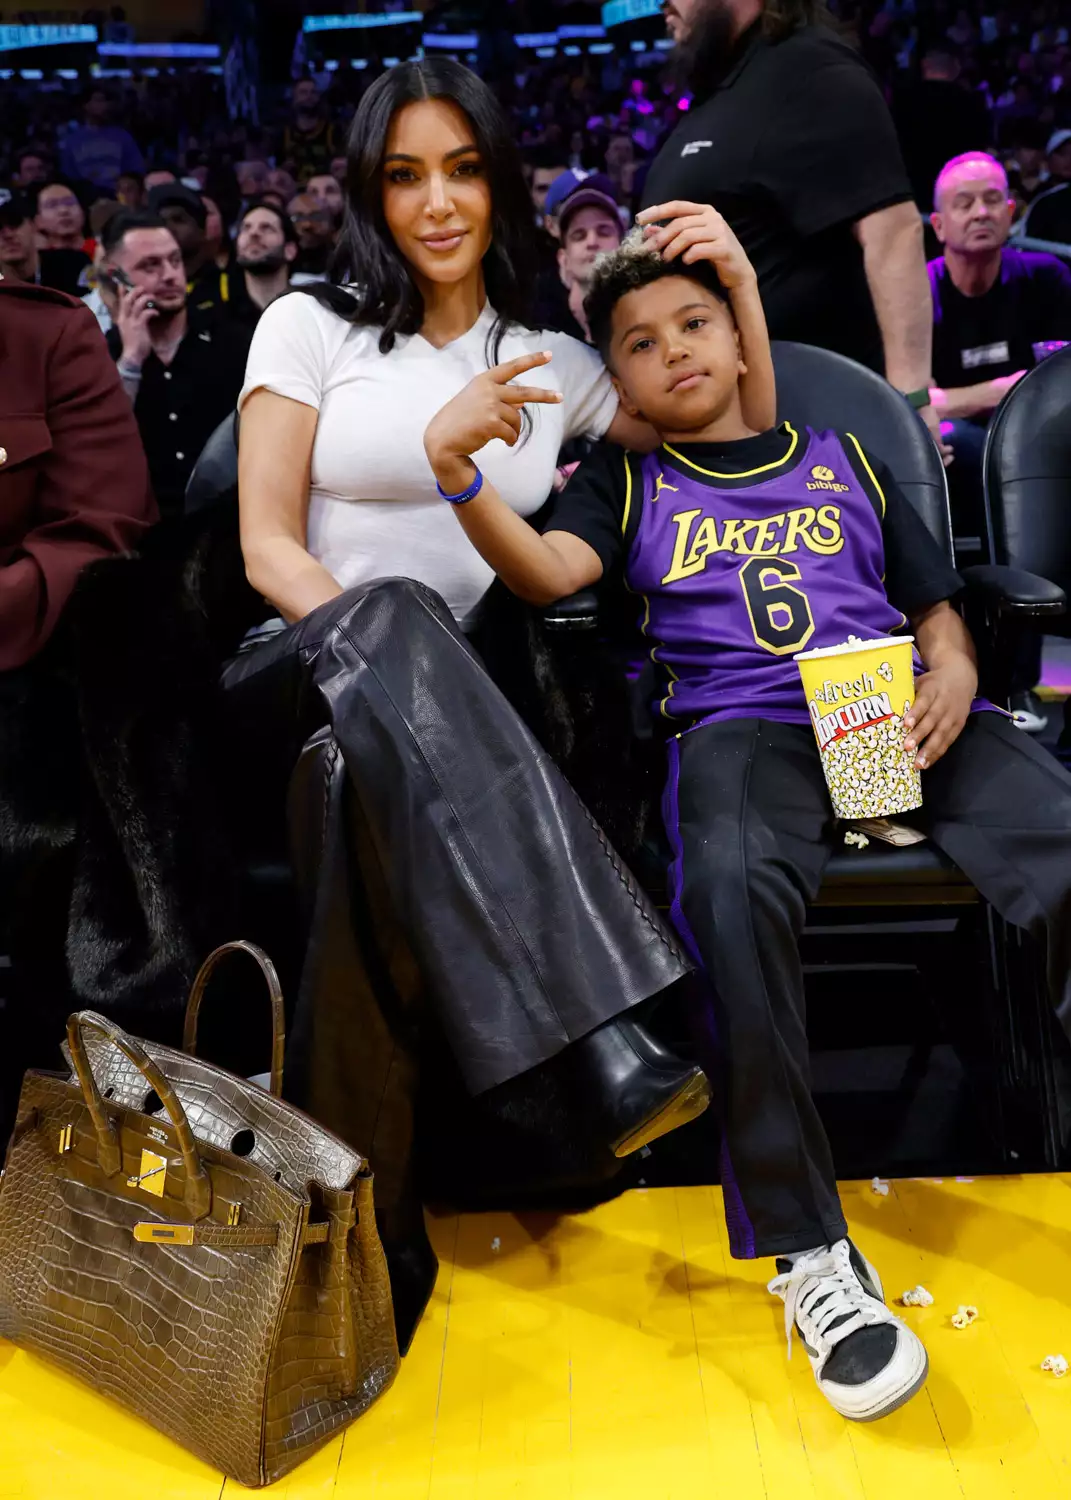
xmin=182 ymin=941 xmax=285 ymax=1098
xmin=66 ymin=1010 xmax=213 ymax=1221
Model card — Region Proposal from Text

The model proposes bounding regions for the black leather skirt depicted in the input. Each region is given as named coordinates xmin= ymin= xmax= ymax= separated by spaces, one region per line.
xmin=219 ymin=577 xmax=690 ymax=1097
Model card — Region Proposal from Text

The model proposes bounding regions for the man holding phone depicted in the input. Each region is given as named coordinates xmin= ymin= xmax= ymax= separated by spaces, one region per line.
xmin=101 ymin=209 xmax=250 ymax=519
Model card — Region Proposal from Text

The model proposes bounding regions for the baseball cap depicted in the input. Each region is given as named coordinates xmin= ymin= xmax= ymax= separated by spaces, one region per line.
xmin=146 ymin=181 xmax=207 ymax=228
xmin=552 ymin=172 xmax=623 ymax=233
xmin=0 ymin=193 xmax=32 ymax=229
xmin=543 ymin=170 xmax=587 ymax=219
xmin=1047 ymin=129 xmax=1071 ymax=155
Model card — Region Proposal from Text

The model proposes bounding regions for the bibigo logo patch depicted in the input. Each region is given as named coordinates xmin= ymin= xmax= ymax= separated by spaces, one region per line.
xmin=807 ymin=464 xmax=849 ymax=493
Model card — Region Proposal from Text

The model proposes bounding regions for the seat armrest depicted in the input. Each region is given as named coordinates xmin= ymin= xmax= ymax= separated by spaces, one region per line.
xmin=542 ymin=588 xmax=601 ymax=631
xmin=960 ymin=564 xmax=1067 ymax=616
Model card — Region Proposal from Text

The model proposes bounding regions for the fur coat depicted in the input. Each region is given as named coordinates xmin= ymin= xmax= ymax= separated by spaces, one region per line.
xmin=0 ymin=509 xmax=255 ymax=1037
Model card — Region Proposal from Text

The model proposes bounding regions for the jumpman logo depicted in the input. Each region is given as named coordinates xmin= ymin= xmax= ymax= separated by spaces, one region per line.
xmin=654 ymin=473 xmax=680 ymax=501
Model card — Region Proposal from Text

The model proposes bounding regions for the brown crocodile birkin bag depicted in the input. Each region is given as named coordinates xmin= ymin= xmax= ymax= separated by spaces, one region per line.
xmin=0 ymin=941 xmax=400 ymax=1487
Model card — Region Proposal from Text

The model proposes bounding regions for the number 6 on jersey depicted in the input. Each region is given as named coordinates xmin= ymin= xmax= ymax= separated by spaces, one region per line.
xmin=739 ymin=556 xmax=815 ymax=656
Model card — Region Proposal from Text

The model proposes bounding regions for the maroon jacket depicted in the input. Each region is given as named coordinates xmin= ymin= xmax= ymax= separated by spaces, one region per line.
xmin=0 ymin=278 xmax=157 ymax=672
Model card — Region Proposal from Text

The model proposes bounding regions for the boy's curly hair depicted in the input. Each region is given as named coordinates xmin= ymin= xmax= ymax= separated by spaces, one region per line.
xmin=584 ymin=227 xmax=731 ymax=368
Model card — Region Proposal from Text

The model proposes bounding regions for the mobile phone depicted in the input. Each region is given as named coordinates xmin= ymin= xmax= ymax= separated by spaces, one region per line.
xmin=108 ymin=265 xmax=155 ymax=310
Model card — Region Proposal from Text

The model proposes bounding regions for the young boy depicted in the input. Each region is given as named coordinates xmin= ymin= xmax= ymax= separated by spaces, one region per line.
xmin=423 ymin=207 xmax=1071 ymax=1422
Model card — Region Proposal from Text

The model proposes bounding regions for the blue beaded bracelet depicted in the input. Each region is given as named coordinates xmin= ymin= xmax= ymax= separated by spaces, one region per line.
xmin=436 ymin=467 xmax=484 ymax=506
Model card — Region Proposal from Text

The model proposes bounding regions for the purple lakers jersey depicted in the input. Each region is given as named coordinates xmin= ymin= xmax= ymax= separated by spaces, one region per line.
xmin=625 ymin=427 xmax=909 ymax=725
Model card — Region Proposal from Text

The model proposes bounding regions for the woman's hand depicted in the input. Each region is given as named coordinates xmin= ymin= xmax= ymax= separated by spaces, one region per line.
xmin=903 ymin=654 xmax=978 ymax=770
xmin=424 ymin=351 xmax=563 ymax=493
xmin=636 ymin=201 xmax=757 ymax=291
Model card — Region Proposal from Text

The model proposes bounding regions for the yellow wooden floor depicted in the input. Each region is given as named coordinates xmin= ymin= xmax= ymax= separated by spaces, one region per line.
xmin=3 ymin=1176 xmax=1071 ymax=1498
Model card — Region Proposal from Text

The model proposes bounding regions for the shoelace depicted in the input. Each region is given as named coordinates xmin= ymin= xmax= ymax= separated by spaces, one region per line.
xmin=767 ymin=1243 xmax=884 ymax=1360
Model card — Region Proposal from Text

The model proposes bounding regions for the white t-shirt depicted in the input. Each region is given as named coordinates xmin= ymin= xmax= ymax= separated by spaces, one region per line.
xmin=239 ymin=293 xmax=618 ymax=625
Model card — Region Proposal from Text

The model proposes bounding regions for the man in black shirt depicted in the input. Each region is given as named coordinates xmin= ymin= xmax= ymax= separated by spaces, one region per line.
xmin=929 ymin=152 xmax=1071 ymax=506
xmin=644 ymin=0 xmax=942 ymax=450
xmin=930 ymin=153 xmax=1071 ymax=420
xmin=928 ymin=150 xmax=1071 ymax=724
xmin=231 ymin=200 xmax=297 ymax=329
xmin=102 ymin=210 xmax=251 ymax=519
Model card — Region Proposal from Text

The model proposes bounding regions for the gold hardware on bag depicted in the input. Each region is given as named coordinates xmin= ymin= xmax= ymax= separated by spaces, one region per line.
xmin=127 ymin=1149 xmax=167 ymax=1197
xmin=133 ymin=1223 xmax=194 ymax=1245
xmin=1 ymin=964 xmax=398 ymax=1487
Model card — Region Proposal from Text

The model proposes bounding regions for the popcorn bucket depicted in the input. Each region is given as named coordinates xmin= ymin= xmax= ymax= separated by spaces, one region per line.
xmin=795 ymin=636 xmax=922 ymax=819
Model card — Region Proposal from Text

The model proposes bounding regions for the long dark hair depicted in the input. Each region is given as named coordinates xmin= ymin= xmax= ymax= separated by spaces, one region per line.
xmin=301 ymin=59 xmax=539 ymax=360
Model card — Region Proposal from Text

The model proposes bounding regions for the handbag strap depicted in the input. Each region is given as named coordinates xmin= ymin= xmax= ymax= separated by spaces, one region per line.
xmin=182 ymin=941 xmax=285 ymax=1098
xmin=130 ymin=1220 xmax=330 ymax=1249
xmin=67 ymin=1011 xmax=213 ymax=1221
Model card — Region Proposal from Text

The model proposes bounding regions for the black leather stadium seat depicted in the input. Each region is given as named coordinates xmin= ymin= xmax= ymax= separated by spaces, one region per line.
xmin=772 ymin=340 xmax=954 ymax=555
xmin=819 ymin=841 xmax=976 ymax=905
xmin=185 ymin=412 xmax=239 ymax=514
xmin=983 ymin=343 xmax=1071 ymax=591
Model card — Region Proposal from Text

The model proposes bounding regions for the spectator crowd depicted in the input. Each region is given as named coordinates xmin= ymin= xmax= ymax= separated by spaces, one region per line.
xmin=4 ymin=2 xmax=1071 ymax=538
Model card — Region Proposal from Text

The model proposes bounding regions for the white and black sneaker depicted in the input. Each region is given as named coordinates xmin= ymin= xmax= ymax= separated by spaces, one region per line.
xmin=767 ymin=1239 xmax=929 ymax=1421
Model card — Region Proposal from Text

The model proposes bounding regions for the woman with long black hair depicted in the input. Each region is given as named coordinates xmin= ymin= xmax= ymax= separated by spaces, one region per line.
xmin=225 ymin=59 xmax=709 ymax=1350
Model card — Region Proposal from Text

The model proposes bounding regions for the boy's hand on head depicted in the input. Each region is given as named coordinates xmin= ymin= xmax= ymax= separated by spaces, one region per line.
xmin=903 ymin=653 xmax=977 ymax=770
xmin=637 ymin=201 xmax=757 ymax=291
xmin=424 ymin=351 xmax=563 ymax=493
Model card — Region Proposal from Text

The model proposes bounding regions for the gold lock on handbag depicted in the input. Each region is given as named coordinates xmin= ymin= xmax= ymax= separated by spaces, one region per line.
xmin=0 ymin=940 xmax=399 ymax=1487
